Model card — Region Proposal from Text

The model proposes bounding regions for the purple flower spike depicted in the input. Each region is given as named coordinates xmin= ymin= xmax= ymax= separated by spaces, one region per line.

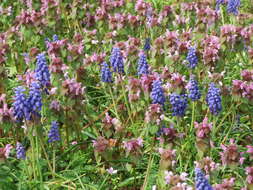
xmin=137 ymin=53 xmax=149 ymax=76
xmin=16 ymin=142 xmax=26 ymax=159
xmin=35 ymin=53 xmax=50 ymax=87
xmin=110 ymin=47 xmax=124 ymax=74
xmin=13 ymin=86 xmax=30 ymax=121
xmin=48 ymin=121 xmax=60 ymax=143
xmin=151 ymin=80 xmax=166 ymax=105
xmin=187 ymin=77 xmax=201 ymax=101
xmin=101 ymin=62 xmax=112 ymax=83
xmin=186 ymin=47 xmax=198 ymax=69
xmin=28 ymin=82 xmax=42 ymax=118
xmin=227 ymin=0 xmax=240 ymax=15
xmin=195 ymin=168 xmax=213 ymax=190
xmin=169 ymin=93 xmax=188 ymax=117
xmin=206 ymin=83 xmax=222 ymax=115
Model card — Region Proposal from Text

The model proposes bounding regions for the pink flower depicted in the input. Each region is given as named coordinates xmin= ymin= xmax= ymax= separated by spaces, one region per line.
xmin=213 ymin=178 xmax=235 ymax=190
xmin=194 ymin=117 xmax=212 ymax=139
xmin=106 ymin=167 xmax=118 ymax=175
xmin=246 ymin=167 xmax=253 ymax=184
xmin=123 ymin=138 xmax=143 ymax=153
xmin=220 ymin=139 xmax=241 ymax=166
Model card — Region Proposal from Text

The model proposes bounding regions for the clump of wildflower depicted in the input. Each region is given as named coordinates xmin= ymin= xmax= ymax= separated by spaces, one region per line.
xmin=170 ymin=73 xmax=187 ymax=92
xmin=169 ymin=93 xmax=188 ymax=117
xmin=101 ymin=62 xmax=112 ymax=83
xmin=35 ymin=53 xmax=50 ymax=87
xmin=110 ymin=47 xmax=124 ymax=74
xmin=159 ymin=148 xmax=176 ymax=170
xmin=48 ymin=121 xmax=60 ymax=143
xmin=195 ymin=157 xmax=220 ymax=175
xmin=50 ymin=100 xmax=61 ymax=112
xmin=16 ymin=142 xmax=25 ymax=159
xmin=0 ymin=94 xmax=13 ymax=123
xmin=246 ymin=145 xmax=253 ymax=160
xmin=157 ymin=125 xmax=179 ymax=144
xmin=27 ymin=82 xmax=42 ymax=119
xmin=213 ymin=178 xmax=235 ymax=190
xmin=202 ymin=35 xmax=220 ymax=65
xmin=0 ymin=144 xmax=13 ymax=161
xmin=62 ymin=78 xmax=85 ymax=98
xmin=151 ymin=80 xmax=166 ymax=106
xmin=140 ymin=74 xmax=158 ymax=93
xmin=13 ymin=86 xmax=30 ymax=121
xmin=206 ymin=83 xmax=222 ymax=115
xmin=220 ymin=139 xmax=241 ymax=166
xmin=246 ymin=167 xmax=253 ymax=185
xmin=145 ymin=104 xmax=163 ymax=125
xmin=227 ymin=0 xmax=240 ymax=15
xmin=127 ymin=77 xmax=141 ymax=102
xmin=187 ymin=77 xmax=201 ymax=101
xmin=123 ymin=138 xmax=143 ymax=154
xmin=137 ymin=52 xmax=149 ymax=76
xmin=194 ymin=117 xmax=212 ymax=139
xmin=92 ymin=137 xmax=109 ymax=153
xmin=195 ymin=168 xmax=213 ymax=190
xmin=165 ymin=171 xmax=192 ymax=190
xmin=186 ymin=47 xmax=198 ymax=69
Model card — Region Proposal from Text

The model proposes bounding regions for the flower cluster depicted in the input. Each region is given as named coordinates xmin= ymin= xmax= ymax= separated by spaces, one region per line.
xmin=194 ymin=117 xmax=212 ymax=139
xmin=137 ymin=53 xmax=149 ymax=76
xmin=48 ymin=121 xmax=60 ymax=143
xmin=187 ymin=77 xmax=201 ymax=101
xmin=101 ymin=62 xmax=113 ymax=83
xmin=206 ymin=83 xmax=222 ymax=115
xmin=16 ymin=142 xmax=25 ymax=159
xmin=27 ymin=82 xmax=42 ymax=118
xmin=186 ymin=47 xmax=198 ymax=69
xmin=195 ymin=168 xmax=213 ymax=190
xmin=151 ymin=80 xmax=166 ymax=106
xmin=110 ymin=47 xmax=124 ymax=74
xmin=169 ymin=93 xmax=188 ymax=117
xmin=35 ymin=53 xmax=50 ymax=87
xmin=13 ymin=86 xmax=30 ymax=121
xmin=227 ymin=0 xmax=240 ymax=15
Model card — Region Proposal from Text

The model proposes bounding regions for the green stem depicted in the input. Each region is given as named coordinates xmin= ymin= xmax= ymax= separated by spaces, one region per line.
xmin=120 ymin=76 xmax=133 ymax=124
xmin=108 ymin=85 xmax=120 ymax=119
xmin=98 ymin=174 xmax=109 ymax=190
xmin=142 ymin=154 xmax=154 ymax=190
xmin=190 ymin=101 xmax=196 ymax=133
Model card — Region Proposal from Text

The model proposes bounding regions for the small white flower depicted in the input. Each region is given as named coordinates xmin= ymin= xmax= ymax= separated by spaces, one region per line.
xmin=106 ymin=167 xmax=118 ymax=175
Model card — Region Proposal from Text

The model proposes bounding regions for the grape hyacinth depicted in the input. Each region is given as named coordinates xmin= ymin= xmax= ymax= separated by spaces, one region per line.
xmin=187 ymin=78 xmax=201 ymax=101
xmin=110 ymin=47 xmax=124 ymax=74
xmin=150 ymin=80 xmax=166 ymax=106
xmin=206 ymin=83 xmax=222 ymax=115
xmin=137 ymin=53 xmax=149 ymax=76
xmin=227 ymin=0 xmax=240 ymax=15
xmin=35 ymin=53 xmax=50 ymax=87
xmin=101 ymin=62 xmax=113 ymax=83
xmin=16 ymin=142 xmax=26 ymax=159
xmin=13 ymin=86 xmax=30 ymax=121
xmin=52 ymin=34 xmax=59 ymax=42
xmin=216 ymin=0 xmax=225 ymax=11
xmin=143 ymin=38 xmax=151 ymax=51
xmin=27 ymin=82 xmax=42 ymax=118
xmin=48 ymin=121 xmax=60 ymax=143
xmin=186 ymin=46 xmax=198 ymax=69
xmin=195 ymin=168 xmax=213 ymax=190
xmin=169 ymin=93 xmax=188 ymax=117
